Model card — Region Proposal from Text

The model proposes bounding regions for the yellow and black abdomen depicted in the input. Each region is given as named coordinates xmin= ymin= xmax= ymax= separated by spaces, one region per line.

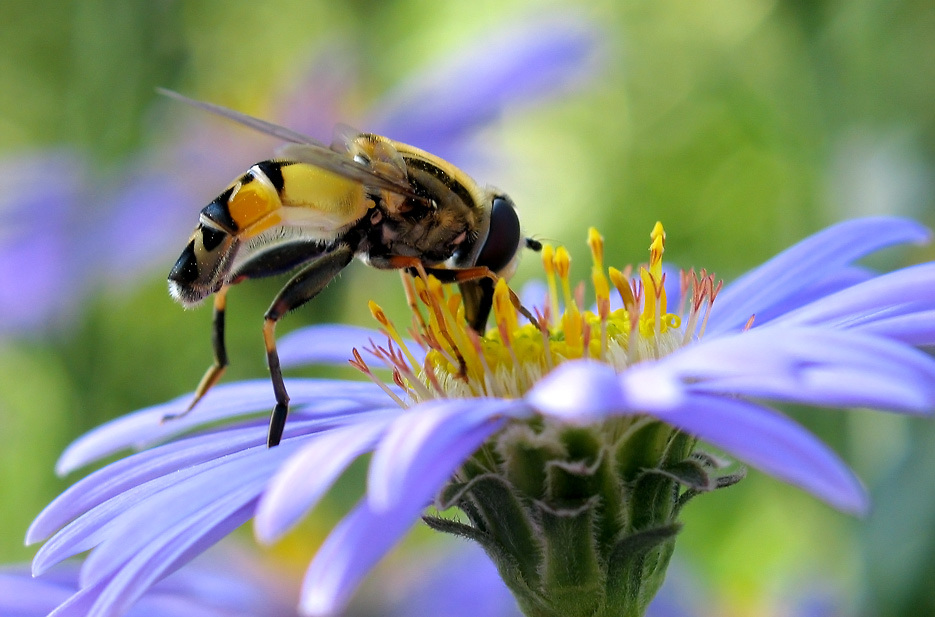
xmin=169 ymin=160 xmax=368 ymax=307
xmin=274 ymin=161 xmax=369 ymax=234
xmin=201 ymin=161 xmax=288 ymax=236
xmin=169 ymin=161 xmax=287 ymax=306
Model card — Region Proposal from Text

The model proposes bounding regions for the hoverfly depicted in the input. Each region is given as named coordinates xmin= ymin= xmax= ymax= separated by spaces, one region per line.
xmin=162 ymin=90 xmax=541 ymax=447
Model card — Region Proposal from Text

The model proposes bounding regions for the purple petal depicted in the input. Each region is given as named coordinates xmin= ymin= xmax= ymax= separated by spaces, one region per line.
xmin=650 ymin=395 xmax=867 ymax=514
xmin=56 ymin=379 xmax=391 ymax=473
xmin=0 ymin=150 xmax=87 ymax=336
xmin=271 ymin=45 xmax=357 ymax=147
xmin=30 ymin=417 xmax=371 ymax=546
xmin=33 ymin=441 xmax=299 ymax=578
xmin=31 ymin=426 xmax=266 ymax=544
xmin=96 ymin=173 xmax=193 ymax=282
xmin=382 ymin=543 xmax=522 ymax=617
xmin=0 ymin=568 xmax=74 ymax=613
xmin=47 ymin=576 xmax=111 ymax=617
xmin=659 ymin=327 xmax=935 ymax=414
xmin=367 ymin=399 xmax=523 ymax=510
xmin=767 ymin=262 xmax=935 ymax=330
xmin=528 ymin=360 xmax=688 ymax=422
xmin=300 ymin=498 xmax=422 ymax=616
xmin=852 ymin=308 xmax=935 ymax=345
xmin=302 ymin=400 xmax=520 ymax=614
xmin=77 ymin=444 xmax=299 ymax=587
xmin=78 ymin=502 xmax=256 ymax=617
xmin=690 ymin=366 xmax=933 ymax=414
xmin=748 ymin=265 xmax=876 ymax=327
xmin=519 ymin=279 xmax=549 ymax=315
xmin=707 ymin=218 xmax=930 ymax=334
xmin=255 ymin=413 xmax=394 ymax=543
xmin=526 ymin=361 xmax=633 ymax=421
xmin=278 ymin=324 xmax=424 ymax=369
xmin=19 ymin=547 xmax=289 ymax=617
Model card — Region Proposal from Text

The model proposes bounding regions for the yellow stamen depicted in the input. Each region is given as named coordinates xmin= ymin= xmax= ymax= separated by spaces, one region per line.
xmin=554 ymin=247 xmax=574 ymax=306
xmin=361 ymin=221 xmax=718 ymax=405
xmin=587 ymin=228 xmax=611 ymax=359
xmin=542 ymin=244 xmax=560 ymax=319
xmin=587 ymin=227 xmax=604 ymax=269
xmin=493 ymin=277 xmax=520 ymax=339
xmin=609 ymin=267 xmax=637 ymax=314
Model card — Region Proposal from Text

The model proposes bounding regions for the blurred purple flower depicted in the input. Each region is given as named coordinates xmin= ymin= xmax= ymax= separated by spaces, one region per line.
xmin=26 ymin=217 xmax=935 ymax=616
xmin=0 ymin=12 xmax=604 ymax=338
xmin=373 ymin=542 xmax=692 ymax=617
xmin=0 ymin=151 xmax=89 ymax=336
xmin=1 ymin=542 xmax=533 ymax=617
xmin=0 ymin=548 xmax=295 ymax=617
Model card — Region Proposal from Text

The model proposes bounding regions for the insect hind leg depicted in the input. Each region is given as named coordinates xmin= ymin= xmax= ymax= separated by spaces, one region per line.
xmin=164 ymin=241 xmax=332 ymax=427
xmin=263 ymin=244 xmax=355 ymax=447
xmin=163 ymin=286 xmax=230 ymax=423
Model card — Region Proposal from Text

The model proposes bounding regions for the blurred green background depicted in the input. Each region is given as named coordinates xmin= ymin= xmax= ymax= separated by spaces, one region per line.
xmin=2 ymin=1 xmax=935 ymax=615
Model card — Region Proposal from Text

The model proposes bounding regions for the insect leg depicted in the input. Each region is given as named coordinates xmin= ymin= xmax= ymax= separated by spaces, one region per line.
xmin=164 ymin=286 xmax=231 ymax=422
xmin=166 ymin=242 xmax=331 ymax=426
xmin=231 ymin=240 xmax=328 ymax=282
xmin=384 ymin=256 xmax=537 ymax=331
xmin=419 ymin=266 xmax=539 ymax=331
xmin=196 ymin=287 xmax=231 ymax=405
xmin=458 ymin=278 xmax=496 ymax=332
xmin=263 ymin=244 xmax=355 ymax=447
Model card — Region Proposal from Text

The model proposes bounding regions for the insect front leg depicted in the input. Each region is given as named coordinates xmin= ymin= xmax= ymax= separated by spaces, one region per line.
xmin=418 ymin=265 xmax=540 ymax=331
xmin=264 ymin=244 xmax=355 ymax=447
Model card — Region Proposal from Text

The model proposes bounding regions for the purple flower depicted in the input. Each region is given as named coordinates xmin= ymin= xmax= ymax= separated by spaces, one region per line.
xmin=0 ymin=13 xmax=603 ymax=338
xmin=27 ymin=217 xmax=935 ymax=616
xmin=2 ymin=541 xmax=535 ymax=617
xmin=0 ymin=547 xmax=295 ymax=617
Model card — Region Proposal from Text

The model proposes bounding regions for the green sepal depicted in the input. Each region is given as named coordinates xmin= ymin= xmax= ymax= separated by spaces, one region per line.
xmin=644 ymin=459 xmax=715 ymax=493
xmin=614 ymin=420 xmax=678 ymax=482
xmin=535 ymin=497 xmax=604 ymax=617
xmin=422 ymin=515 xmax=556 ymax=617
xmin=604 ymin=523 xmax=682 ymax=617
xmin=545 ymin=451 xmax=604 ymax=501
xmin=675 ymin=465 xmax=747 ymax=513
xmin=446 ymin=473 xmax=543 ymax=588
xmin=496 ymin=424 xmax=566 ymax=499
xmin=625 ymin=429 xmax=694 ymax=531
xmin=558 ymin=426 xmax=603 ymax=463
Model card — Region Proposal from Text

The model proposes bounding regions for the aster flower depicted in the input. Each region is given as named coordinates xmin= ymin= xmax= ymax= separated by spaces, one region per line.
xmin=0 ymin=12 xmax=602 ymax=338
xmin=28 ymin=217 xmax=935 ymax=617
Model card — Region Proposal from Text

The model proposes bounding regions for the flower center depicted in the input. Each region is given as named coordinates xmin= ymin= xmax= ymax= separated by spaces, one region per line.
xmin=357 ymin=223 xmax=721 ymax=404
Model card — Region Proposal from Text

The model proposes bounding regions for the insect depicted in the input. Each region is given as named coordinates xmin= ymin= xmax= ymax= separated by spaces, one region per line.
xmin=162 ymin=89 xmax=541 ymax=447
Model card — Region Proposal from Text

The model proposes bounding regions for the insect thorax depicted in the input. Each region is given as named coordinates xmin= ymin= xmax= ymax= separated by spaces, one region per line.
xmin=358 ymin=157 xmax=485 ymax=269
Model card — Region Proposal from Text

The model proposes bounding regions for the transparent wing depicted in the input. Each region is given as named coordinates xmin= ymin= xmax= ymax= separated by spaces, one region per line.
xmin=157 ymin=88 xmax=329 ymax=147
xmin=157 ymin=88 xmax=427 ymax=202
xmin=275 ymin=143 xmax=418 ymax=199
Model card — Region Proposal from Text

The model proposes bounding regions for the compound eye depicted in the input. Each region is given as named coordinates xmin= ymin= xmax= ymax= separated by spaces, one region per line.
xmin=477 ymin=196 xmax=521 ymax=274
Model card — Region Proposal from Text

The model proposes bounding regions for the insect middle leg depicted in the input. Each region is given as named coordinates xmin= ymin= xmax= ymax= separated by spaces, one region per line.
xmin=263 ymin=244 xmax=355 ymax=447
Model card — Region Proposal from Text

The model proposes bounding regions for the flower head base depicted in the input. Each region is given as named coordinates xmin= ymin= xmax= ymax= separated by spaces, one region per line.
xmin=365 ymin=223 xmax=719 ymax=405
xmin=359 ymin=224 xmax=736 ymax=617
